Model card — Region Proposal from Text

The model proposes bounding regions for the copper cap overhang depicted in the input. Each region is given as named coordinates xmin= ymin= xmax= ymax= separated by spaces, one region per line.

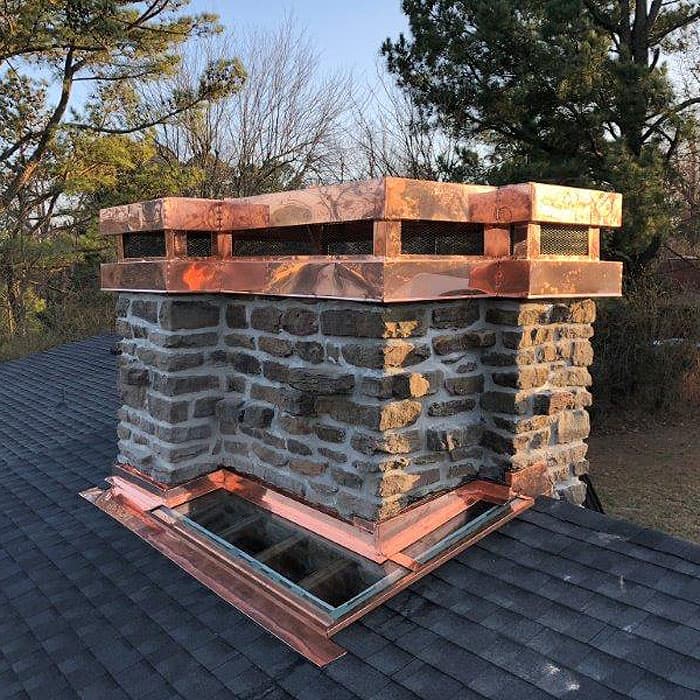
xmin=99 ymin=177 xmax=624 ymax=301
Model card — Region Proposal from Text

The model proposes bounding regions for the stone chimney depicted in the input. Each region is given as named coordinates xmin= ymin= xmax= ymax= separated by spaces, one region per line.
xmin=104 ymin=178 xmax=621 ymax=520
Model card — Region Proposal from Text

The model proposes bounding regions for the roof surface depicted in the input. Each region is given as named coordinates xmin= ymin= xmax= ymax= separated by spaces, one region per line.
xmin=0 ymin=335 xmax=699 ymax=700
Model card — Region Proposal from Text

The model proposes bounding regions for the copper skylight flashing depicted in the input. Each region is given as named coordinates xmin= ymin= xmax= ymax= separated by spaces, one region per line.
xmin=81 ymin=469 xmax=532 ymax=665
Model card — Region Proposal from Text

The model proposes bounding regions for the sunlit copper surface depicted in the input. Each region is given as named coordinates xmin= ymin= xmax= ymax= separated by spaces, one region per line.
xmin=101 ymin=467 xmax=525 ymax=563
xmin=227 ymin=178 xmax=621 ymax=228
xmin=100 ymin=177 xmax=623 ymax=300
xmin=101 ymin=256 xmax=622 ymax=300
xmin=100 ymin=197 xmax=269 ymax=234
xmin=80 ymin=486 xmax=344 ymax=666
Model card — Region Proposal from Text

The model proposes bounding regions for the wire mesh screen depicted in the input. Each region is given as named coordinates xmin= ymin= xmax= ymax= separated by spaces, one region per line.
xmin=400 ymin=221 xmax=484 ymax=255
xmin=322 ymin=221 xmax=373 ymax=255
xmin=540 ymin=224 xmax=589 ymax=256
xmin=123 ymin=232 xmax=166 ymax=258
xmin=186 ymin=232 xmax=213 ymax=257
xmin=232 ymin=221 xmax=373 ymax=257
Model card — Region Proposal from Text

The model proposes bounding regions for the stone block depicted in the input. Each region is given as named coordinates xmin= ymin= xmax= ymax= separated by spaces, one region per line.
xmin=481 ymin=390 xmax=530 ymax=415
xmin=360 ymin=372 xmax=440 ymax=399
xmin=493 ymin=366 xmax=549 ymax=390
xmin=379 ymin=401 xmax=422 ymax=430
xmin=321 ymin=307 xmax=426 ymax=339
xmin=431 ymin=301 xmax=480 ymax=329
xmin=147 ymin=395 xmax=189 ymax=424
xmin=281 ymin=307 xmax=318 ymax=336
xmin=151 ymin=373 xmax=219 ymax=397
xmin=552 ymin=367 xmax=592 ymax=387
xmin=427 ymin=425 xmax=481 ymax=453
xmin=224 ymin=334 xmax=255 ymax=349
xmin=493 ymin=414 xmax=551 ymax=434
xmin=159 ymin=300 xmax=220 ymax=330
xmin=295 ymin=341 xmax=324 ymax=363
xmin=155 ymin=423 xmax=212 ymax=443
xmin=215 ymin=398 xmax=244 ymax=422
xmin=116 ymin=295 xmax=130 ymax=318
xmin=119 ymin=367 xmax=149 ymax=386
xmin=392 ymin=371 xmax=442 ymax=398
xmin=226 ymin=304 xmax=247 ymax=329
xmin=448 ymin=462 xmax=479 ymax=480
xmin=251 ymin=384 xmax=316 ymax=416
xmin=432 ymin=331 xmax=496 ymax=355
xmin=331 ymin=467 xmax=363 ymax=488
xmin=481 ymin=351 xmax=519 ymax=367
xmin=149 ymin=331 xmax=218 ymax=349
xmin=259 ymin=336 xmax=294 ymax=357
xmin=572 ymin=340 xmax=594 ymax=367
xmin=428 ymin=398 xmax=476 ymax=417
xmin=240 ymin=404 xmax=274 ymax=429
xmin=251 ymin=307 xmax=282 ymax=332
xmin=287 ymin=367 xmax=355 ymax=395
xmin=555 ymin=478 xmax=587 ymax=505
xmin=320 ymin=447 xmax=347 ymax=463
xmin=252 ymin=444 xmax=289 ymax=467
xmin=193 ymin=396 xmax=221 ymax=418
xmin=227 ymin=376 xmax=247 ymax=394
xmin=227 ymin=351 xmax=261 ymax=376
xmin=486 ymin=304 xmax=550 ymax=326
xmin=533 ymin=391 xmax=576 ymax=416
xmin=444 ymin=375 xmax=484 ymax=395
xmin=119 ymin=384 xmax=146 ymax=408
xmin=350 ymin=431 xmax=422 ymax=455
xmin=314 ymin=424 xmax=346 ymax=443
xmin=131 ymin=299 xmax=158 ymax=323
xmin=287 ymin=439 xmax=313 ymax=456
xmin=342 ymin=341 xmax=430 ymax=369
xmin=375 ymin=470 xmax=418 ymax=498
xmin=550 ymin=299 xmax=596 ymax=324
xmin=290 ymin=459 xmax=327 ymax=476
xmin=558 ymin=409 xmax=590 ymax=442
xmin=280 ymin=414 xmax=314 ymax=435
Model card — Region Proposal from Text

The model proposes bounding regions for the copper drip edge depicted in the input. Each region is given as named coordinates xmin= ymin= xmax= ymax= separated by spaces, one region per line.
xmin=81 ymin=466 xmax=533 ymax=666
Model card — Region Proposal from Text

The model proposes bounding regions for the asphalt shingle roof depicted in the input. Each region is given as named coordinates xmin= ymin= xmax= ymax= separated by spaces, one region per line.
xmin=0 ymin=334 xmax=699 ymax=699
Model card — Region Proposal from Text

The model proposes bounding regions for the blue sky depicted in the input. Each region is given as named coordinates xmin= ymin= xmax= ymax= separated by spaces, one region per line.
xmin=188 ymin=1 xmax=408 ymax=79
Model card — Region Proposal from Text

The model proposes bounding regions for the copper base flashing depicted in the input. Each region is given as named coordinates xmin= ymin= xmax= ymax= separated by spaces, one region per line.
xmin=81 ymin=469 xmax=532 ymax=666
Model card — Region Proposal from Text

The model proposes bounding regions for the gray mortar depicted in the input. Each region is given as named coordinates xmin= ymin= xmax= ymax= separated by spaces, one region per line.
xmin=115 ymin=293 xmax=595 ymax=519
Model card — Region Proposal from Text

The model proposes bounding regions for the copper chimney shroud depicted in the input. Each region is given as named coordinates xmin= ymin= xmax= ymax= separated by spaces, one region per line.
xmin=99 ymin=177 xmax=623 ymax=300
xmin=85 ymin=177 xmax=623 ymax=666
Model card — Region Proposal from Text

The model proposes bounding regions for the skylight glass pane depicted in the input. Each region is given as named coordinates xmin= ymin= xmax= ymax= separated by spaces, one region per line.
xmin=166 ymin=488 xmax=520 ymax=622
xmin=170 ymin=490 xmax=407 ymax=613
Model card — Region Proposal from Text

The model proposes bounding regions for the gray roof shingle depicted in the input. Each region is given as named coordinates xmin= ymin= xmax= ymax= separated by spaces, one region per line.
xmin=0 ymin=335 xmax=699 ymax=699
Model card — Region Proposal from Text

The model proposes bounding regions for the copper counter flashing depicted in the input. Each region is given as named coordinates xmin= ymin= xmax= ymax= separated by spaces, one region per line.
xmin=81 ymin=469 xmax=532 ymax=666
xmin=100 ymin=177 xmax=623 ymax=301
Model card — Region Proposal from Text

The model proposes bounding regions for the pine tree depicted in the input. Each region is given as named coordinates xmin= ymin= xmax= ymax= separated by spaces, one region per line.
xmin=383 ymin=0 xmax=700 ymax=267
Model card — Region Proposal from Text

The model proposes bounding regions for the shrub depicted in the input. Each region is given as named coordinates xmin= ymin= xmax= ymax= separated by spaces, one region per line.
xmin=591 ymin=270 xmax=700 ymax=417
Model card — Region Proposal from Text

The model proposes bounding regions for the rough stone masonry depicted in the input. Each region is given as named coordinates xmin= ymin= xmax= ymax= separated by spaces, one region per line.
xmin=115 ymin=293 xmax=595 ymax=521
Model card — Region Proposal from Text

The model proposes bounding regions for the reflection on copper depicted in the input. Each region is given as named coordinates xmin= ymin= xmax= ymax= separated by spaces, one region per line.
xmin=106 ymin=467 xmax=522 ymax=563
xmin=101 ymin=257 xmax=623 ymax=300
xmin=81 ymin=486 xmax=344 ymax=666
xmin=100 ymin=198 xmax=269 ymax=234
xmin=100 ymin=177 xmax=624 ymax=301
xmin=101 ymin=179 xmax=623 ymax=235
